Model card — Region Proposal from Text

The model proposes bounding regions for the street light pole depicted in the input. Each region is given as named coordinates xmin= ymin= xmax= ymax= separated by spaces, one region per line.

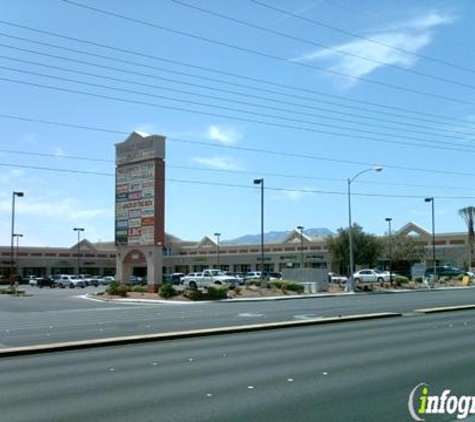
xmin=385 ymin=217 xmax=392 ymax=285
xmin=214 ymin=232 xmax=221 ymax=268
xmin=10 ymin=191 xmax=24 ymax=284
xmin=13 ymin=233 xmax=23 ymax=278
xmin=347 ymin=167 xmax=383 ymax=293
xmin=253 ymin=178 xmax=264 ymax=278
xmin=425 ymin=198 xmax=436 ymax=283
xmin=297 ymin=226 xmax=304 ymax=268
xmin=73 ymin=228 xmax=85 ymax=275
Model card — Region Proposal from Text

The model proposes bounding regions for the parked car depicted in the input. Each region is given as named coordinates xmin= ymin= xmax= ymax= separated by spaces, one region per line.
xmin=233 ymin=272 xmax=247 ymax=285
xmin=244 ymin=271 xmax=270 ymax=281
xmin=424 ymin=266 xmax=466 ymax=279
xmin=56 ymin=275 xmax=86 ymax=288
xmin=128 ymin=275 xmax=146 ymax=285
xmin=84 ymin=275 xmax=101 ymax=287
xmin=163 ymin=273 xmax=184 ymax=285
xmin=98 ymin=276 xmax=115 ymax=285
xmin=182 ymin=269 xmax=239 ymax=289
xmin=181 ymin=272 xmax=202 ymax=284
xmin=268 ymin=272 xmax=282 ymax=280
xmin=328 ymin=272 xmax=348 ymax=284
xmin=353 ymin=269 xmax=390 ymax=283
xmin=37 ymin=276 xmax=57 ymax=288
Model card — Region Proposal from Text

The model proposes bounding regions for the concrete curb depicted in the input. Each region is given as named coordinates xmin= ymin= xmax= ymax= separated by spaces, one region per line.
xmin=0 ymin=312 xmax=401 ymax=358
xmin=414 ymin=304 xmax=475 ymax=314
xmin=84 ymin=286 xmax=475 ymax=305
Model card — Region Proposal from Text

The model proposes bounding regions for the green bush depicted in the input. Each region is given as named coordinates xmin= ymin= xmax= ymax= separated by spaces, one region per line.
xmin=183 ymin=288 xmax=205 ymax=301
xmin=132 ymin=285 xmax=148 ymax=293
xmin=269 ymin=280 xmax=284 ymax=289
xmin=246 ymin=279 xmax=262 ymax=287
xmin=206 ymin=285 xmax=229 ymax=300
xmin=107 ymin=281 xmax=130 ymax=297
xmin=159 ymin=283 xmax=178 ymax=299
xmin=413 ymin=276 xmax=424 ymax=283
xmin=282 ymin=281 xmax=304 ymax=294
xmin=394 ymin=276 xmax=409 ymax=285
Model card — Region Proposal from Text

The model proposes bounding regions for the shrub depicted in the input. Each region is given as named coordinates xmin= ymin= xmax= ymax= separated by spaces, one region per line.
xmin=159 ymin=283 xmax=178 ymax=299
xmin=394 ymin=276 xmax=409 ymax=286
xmin=246 ymin=279 xmax=262 ymax=287
xmin=413 ymin=276 xmax=424 ymax=283
xmin=0 ymin=288 xmax=25 ymax=296
xmin=183 ymin=288 xmax=205 ymax=301
xmin=206 ymin=285 xmax=229 ymax=300
xmin=132 ymin=285 xmax=148 ymax=294
xmin=282 ymin=281 xmax=304 ymax=294
xmin=269 ymin=281 xmax=284 ymax=289
xmin=107 ymin=281 xmax=130 ymax=297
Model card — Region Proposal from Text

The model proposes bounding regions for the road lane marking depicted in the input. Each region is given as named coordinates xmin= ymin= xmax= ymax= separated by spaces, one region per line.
xmin=0 ymin=312 xmax=402 ymax=358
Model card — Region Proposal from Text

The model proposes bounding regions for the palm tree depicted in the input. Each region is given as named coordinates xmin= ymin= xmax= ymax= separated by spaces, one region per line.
xmin=459 ymin=206 xmax=475 ymax=268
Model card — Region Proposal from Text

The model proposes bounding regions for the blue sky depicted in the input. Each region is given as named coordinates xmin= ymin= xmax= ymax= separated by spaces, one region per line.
xmin=1 ymin=0 xmax=475 ymax=247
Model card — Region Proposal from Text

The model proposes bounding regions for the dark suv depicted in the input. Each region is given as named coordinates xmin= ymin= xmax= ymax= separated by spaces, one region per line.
xmin=37 ymin=276 xmax=57 ymax=288
xmin=424 ymin=266 xmax=465 ymax=278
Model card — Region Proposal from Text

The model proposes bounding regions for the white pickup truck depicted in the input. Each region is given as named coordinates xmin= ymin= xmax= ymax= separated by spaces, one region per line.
xmin=182 ymin=269 xmax=239 ymax=289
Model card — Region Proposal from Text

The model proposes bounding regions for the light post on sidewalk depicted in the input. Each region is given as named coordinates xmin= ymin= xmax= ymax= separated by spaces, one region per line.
xmin=347 ymin=167 xmax=383 ymax=293
xmin=214 ymin=232 xmax=221 ymax=268
xmin=10 ymin=191 xmax=24 ymax=284
xmin=254 ymin=178 xmax=264 ymax=277
xmin=13 ymin=233 xmax=23 ymax=278
xmin=297 ymin=226 xmax=304 ymax=268
xmin=73 ymin=227 xmax=85 ymax=275
xmin=425 ymin=197 xmax=436 ymax=284
xmin=385 ymin=217 xmax=393 ymax=285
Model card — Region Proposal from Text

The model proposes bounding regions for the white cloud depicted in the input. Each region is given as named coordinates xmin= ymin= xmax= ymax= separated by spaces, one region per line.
xmin=275 ymin=188 xmax=314 ymax=202
xmin=54 ymin=147 xmax=65 ymax=158
xmin=0 ymin=195 xmax=108 ymax=221
xmin=133 ymin=123 xmax=156 ymax=135
xmin=192 ymin=156 xmax=241 ymax=170
xmin=0 ymin=169 xmax=25 ymax=184
xmin=206 ymin=125 xmax=242 ymax=145
xmin=293 ymin=11 xmax=455 ymax=88
xmin=385 ymin=12 xmax=455 ymax=32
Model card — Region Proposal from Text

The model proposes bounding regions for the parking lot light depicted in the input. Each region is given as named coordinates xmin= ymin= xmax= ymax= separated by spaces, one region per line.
xmin=73 ymin=228 xmax=85 ymax=275
xmin=347 ymin=167 xmax=383 ymax=293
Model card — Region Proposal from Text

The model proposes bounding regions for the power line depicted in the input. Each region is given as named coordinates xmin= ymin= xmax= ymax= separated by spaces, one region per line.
xmin=62 ymin=0 xmax=475 ymax=107
xmin=4 ymin=147 xmax=475 ymax=192
xmin=2 ymin=113 xmax=475 ymax=178
xmin=2 ymin=161 xmax=475 ymax=199
xmin=3 ymin=51 xmax=474 ymax=140
xmin=3 ymin=73 xmax=475 ymax=155
xmin=4 ymin=64 xmax=475 ymax=153
xmin=1 ymin=22 xmax=474 ymax=129
xmin=171 ymin=0 xmax=475 ymax=92
xmin=252 ymin=0 xmax=475 ymax=75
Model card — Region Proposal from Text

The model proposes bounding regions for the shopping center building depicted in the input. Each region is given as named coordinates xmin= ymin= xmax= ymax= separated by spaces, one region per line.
xmin=2 ymin=133 xmax=472 ymax=282
xmin=0 ymin=222 xmax=472 ymax=280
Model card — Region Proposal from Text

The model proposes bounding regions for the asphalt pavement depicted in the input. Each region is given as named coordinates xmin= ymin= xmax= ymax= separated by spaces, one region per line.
xmin=1 ymin=311 xmax=474 ymax=422
xmin=1 ymin=286 xmax=475 ymax=348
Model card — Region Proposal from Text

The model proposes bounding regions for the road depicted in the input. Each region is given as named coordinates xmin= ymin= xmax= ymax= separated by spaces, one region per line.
xmin=1 ymin=286 xmax=475 ymax=347
xmin=1 ymin=310 xmax=474 ymax=422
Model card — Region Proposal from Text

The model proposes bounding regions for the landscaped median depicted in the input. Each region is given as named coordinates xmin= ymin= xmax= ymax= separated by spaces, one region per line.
xmin=0 ymin=312 xmax=402 ymax=358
